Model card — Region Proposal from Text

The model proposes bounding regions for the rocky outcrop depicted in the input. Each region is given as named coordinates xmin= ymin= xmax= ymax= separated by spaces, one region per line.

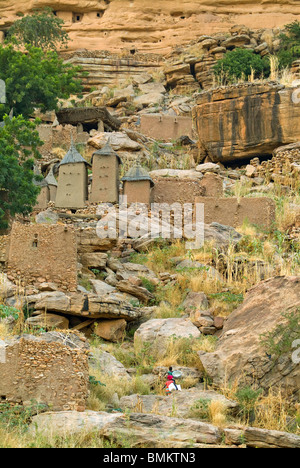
xmin=193 ymin=82 xmax=300 ymax=162
xmin=198 ymin=276 xmax=300 ymax=398
xmin=23 ymin=291 xmax=141 ymax=321
xmin=134 ymin=318 xmax=201 ymax=355
xmin=89 ymin=349 xmax=132 ymax=380
xmin=29 ymin=410 xmax=224 ymax=447
xmin=29 ymin=410 xmax=300 ymax=448
xmin=119 ymin=389 xmax=239 ymax=418
xmin=1 ymin=1 xmax=299 ymax=53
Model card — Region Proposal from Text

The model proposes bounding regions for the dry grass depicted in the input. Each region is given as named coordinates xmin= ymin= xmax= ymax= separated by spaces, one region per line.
xmin=209 ymin=400 xmax=228 ymax=427
xmin=254 ymin=389 xmax=299 ymax=434
xmin=153 ymin=335 xmax=217 ymax=369
xmin=0 ymin=427 xmax=24 ymax=448
xmin=88 ymin=368 xmax=151 ymax=407
xmin=154 ymin=302 xmax=182 ymax=319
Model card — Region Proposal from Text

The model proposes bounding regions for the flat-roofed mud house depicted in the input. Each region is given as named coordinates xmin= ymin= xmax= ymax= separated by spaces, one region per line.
xmin=90 ymin=141 xmax=122 ymax=204
xmin=7 ymin=222 xmax=78 ymax=291
xmin=122 ymin=163 xmax=154 ymax=205
xmin=55 ymin=139 xmax=91 ymax=210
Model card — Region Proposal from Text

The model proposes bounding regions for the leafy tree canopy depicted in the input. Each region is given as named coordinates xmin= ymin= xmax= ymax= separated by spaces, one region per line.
xmin=6 ymin=7 xmax=69 ymax=51
xmin=0 ymin=45 xmax=83 ymax=119
xmin=213 ymin=48 xmax=270 ymax=84
xmin=277 ymin=21 xmax=300 ymax=68
xmin=0 ymin=115 xmax=43 ymax=230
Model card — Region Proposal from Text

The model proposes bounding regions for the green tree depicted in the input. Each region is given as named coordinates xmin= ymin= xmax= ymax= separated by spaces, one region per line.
xmin=0 ymin=115 xmax=42 ymax=229
xmin=6 ymin=8 xmax=69 ymax=51
xmin=277 ymin=21 xmax=300 ymax=68
xmin=0 ymin=44 xmax=83 ymax=119
xmin=213 ymin=48 xmax=270 ymax=84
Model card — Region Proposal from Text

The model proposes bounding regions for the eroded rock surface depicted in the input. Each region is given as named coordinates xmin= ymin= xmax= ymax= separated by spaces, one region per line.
xmin=193 ymin=83 xmax=300 ymax=162
xmin=198 ymin=276 xmax=300 ymax=398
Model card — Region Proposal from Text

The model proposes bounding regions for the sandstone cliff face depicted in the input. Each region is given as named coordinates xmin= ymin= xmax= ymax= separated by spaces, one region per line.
xmin=193 ymin=82 xmax=300 ymax=163
xmin=0 ymin=1 xmax=300 ymax=53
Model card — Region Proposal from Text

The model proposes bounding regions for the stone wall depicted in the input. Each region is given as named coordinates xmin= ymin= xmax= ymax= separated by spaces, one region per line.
xmin=7 ymin=223 xmax=78 ymax=291
xmin=195 ymin=196 xmax=276 ymax=228
xmin=37 ymin=124 xmax=90 ymax=160
xmin=251 ymin=143 xmax=300 ymax=186
xmin=0 ymin=335 xmax=89 ymax=411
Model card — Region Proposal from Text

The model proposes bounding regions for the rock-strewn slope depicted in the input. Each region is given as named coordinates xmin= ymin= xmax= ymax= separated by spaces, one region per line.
xmin=0 ymin=1 xmax=300 ymax=52
xmin=198 ymin=276 xmax=300 ymax=399
xmin=29 ymin=410 xmax=300 ymax=448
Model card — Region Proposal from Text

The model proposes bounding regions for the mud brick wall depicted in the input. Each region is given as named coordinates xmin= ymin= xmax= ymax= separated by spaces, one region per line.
xmin=194 ymin=197 xmax=276 ymax=228
xmin=139 ymin=114 xmax=194 ymax=141
xmin=0 ymin=337 xmax=89 ymax=411
xmin=7 ymin=223 xmax=77 ymax=291
xmin=152 ymin=178 xmax=205 ymax=204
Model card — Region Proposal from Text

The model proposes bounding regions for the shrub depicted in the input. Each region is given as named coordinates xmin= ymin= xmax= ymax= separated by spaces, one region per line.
xmin=0 ymin=115 xmax=43 ymax=229
xmin=260 ymin=308 xmax=300 ymax=360
xmin=277 ymin=21 xmax=300 ymax=68
xmin=213 ymin=48 xmax=270 ymax=84
xmin=6 ymin=7 xmax=69 ymax=51
xmin=0 ymin=305 xmax=20 ymax=321
xmin=0 ymin=44 xmax=83 ymax=119
xmin=235 ymin=386 xmax=262 ymax=422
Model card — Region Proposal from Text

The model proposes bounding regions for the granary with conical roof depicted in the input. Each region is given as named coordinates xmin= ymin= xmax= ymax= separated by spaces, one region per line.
xmin=122 ymin=162 xmax=154 ymax=205
xmin=44 ymin=167 xmax=58 ymax=203
xmin=55 ymin=139 xmax=91 ymax=209
xmin=90 ymin=141 xmax=122 ymax=204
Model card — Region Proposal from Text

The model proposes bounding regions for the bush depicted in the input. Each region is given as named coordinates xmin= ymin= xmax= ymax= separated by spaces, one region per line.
xmin=235 ymin=386 xmax=262 ymax=422
xmin=0 ymin=305 xmax=20 ymax=321
xmin=214 ymin=48 xmax=270 ymax=84
xmin=0 ymin=115 xmax=42 ymax=229
xmin=260 ymin=308 xmax=300 ymax=360
xmin=6 ymin=7 xmax=69 ymax=51
xmin=0 ymin=44 xmax=83 ymax=119
xmin=277 ymin=21 xmax=300 ymax=68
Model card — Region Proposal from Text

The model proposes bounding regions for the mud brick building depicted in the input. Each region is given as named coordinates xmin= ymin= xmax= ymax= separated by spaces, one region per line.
xmin=90 ymin=141 xmax=122 ymax=204
xmin=122 ymin=163 xmax=154 ymax=205
xmin=7 ymin=223 xmax=77 ymax=291
xmin=55 ymin=139 xmax=91 ymax=210
xmin=0 ymin=335 xmax=89 ymax=411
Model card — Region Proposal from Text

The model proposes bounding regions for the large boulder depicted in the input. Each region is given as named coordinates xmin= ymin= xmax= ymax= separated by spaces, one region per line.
xmin=134 ymin=318 xmax=201 ymax=355
xmin=198 ymin=276 xmax=300 ymax=398
xmin=29 ymin=410 xmax=300 ymax=448
xmin=119 ymin=388 xmax=239 ymax=418
xmin=33 ymin=291 xmax=141 ymax=321
xmin=29 ymin=411 xmax=223 ymax=448
xmin=193 ymin=82 xmax=300 ymax=162
xmin=0 ymin=274 xmax=16 ymax=299
xmin=26 ymin=313 xmax=69 ymax=330
xmin=89 ymin=349 xmax=131 ymax=380
xmin=94 ymin=319 xmax=127 ymax=342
